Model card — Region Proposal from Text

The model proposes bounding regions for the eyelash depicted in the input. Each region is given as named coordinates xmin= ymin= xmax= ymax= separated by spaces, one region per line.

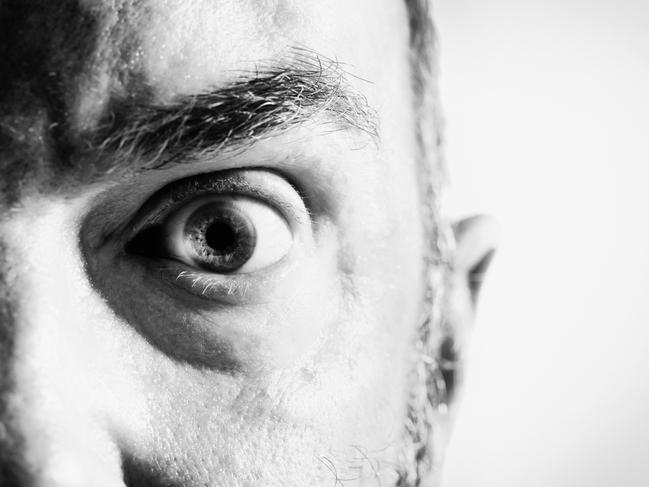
xmin=169 ymin=268 xmax=253 ymax=297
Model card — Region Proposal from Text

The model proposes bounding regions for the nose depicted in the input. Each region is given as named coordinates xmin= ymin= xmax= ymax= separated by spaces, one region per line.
xmin=0 ymin=197 xmax=129 ymax=487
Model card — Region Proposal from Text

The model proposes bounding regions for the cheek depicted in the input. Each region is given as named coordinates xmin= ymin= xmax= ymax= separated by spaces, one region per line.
xmin=0 ymin=179 xmax=424 ymax=486
xmin=336 ymin=152 xmax=426 ymax=343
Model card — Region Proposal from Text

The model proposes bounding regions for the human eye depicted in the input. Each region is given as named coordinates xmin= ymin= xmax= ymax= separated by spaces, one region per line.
xmin=88 ymin=168 xmax=312 ymax=304
xmin=79 ymin=167 xmax=318 ymax=369
xmin=126 ymin=178 xmax=293 ymax=275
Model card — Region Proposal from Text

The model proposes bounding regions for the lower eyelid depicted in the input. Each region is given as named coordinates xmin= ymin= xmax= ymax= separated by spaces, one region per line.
xmin=173 ymin=269 xmax=254 ymax=300
xmin=138 ymin=251 xmax=297 ymax=304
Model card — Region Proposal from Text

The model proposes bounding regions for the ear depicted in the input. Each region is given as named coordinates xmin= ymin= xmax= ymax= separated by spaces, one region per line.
xmin=441 ymin=215 xmax=499 ymax=409
xmin=426 ymin=215 xmax=500 ymax=484
xmin=452 ymin=215 xmax=500 ymax=309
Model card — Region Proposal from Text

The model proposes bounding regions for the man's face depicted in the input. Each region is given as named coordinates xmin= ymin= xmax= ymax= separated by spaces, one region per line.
xmin=0 ymin=1 xmax=469 ymax=486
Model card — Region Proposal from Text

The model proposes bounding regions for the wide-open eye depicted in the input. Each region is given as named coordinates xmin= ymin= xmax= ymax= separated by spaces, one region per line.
xmin=163 ymin=195 xmax=292 ymax=273
xmin=125 ymin=172 xmax=297 ymax=276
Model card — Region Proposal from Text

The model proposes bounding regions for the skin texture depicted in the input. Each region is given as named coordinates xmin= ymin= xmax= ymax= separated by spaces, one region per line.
xmin=0 ymin=1 xmax=497 ymax=486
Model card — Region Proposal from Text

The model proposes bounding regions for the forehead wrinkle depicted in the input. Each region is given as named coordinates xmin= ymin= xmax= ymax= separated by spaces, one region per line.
xmin=0 ymin=1 xmax=138 ymax=122
xmin=0 ymin=1 xmax=102 ymax=202
xmin=71 ymin=1 xmax=150 ymax=130
xmin=0 ymin=2 xmax=145 ymax=176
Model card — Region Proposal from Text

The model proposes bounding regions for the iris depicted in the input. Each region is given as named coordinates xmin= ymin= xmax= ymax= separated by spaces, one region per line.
xmin=184 ymin=203 xmax=257 ymax=272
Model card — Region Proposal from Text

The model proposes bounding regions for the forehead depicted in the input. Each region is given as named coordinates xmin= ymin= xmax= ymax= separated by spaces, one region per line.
xmin=0 ymin=0 xmax=415 ymax=197
xmin=2 ymin=0 xmax=410 ymax=120
xmin=123 ymin=0 xmax=408 ymax=94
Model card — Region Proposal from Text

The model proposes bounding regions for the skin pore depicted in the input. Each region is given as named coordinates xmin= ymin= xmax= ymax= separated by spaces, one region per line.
xmin=0 ymin=1 xmax=497 ymax=486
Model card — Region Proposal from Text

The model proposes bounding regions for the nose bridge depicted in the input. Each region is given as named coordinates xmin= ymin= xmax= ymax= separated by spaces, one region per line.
xmin=0 ymin=208 xmax=60 ymax=486
xmin=0 ymin=200 xmax=127 ymax=487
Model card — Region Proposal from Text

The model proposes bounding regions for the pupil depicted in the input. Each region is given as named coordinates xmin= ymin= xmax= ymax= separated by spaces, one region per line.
xmin=205 ymin=220 xmax=238 ymax=253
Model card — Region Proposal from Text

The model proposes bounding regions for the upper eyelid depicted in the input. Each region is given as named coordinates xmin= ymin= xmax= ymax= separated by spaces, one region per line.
xmin=125 ymin=169 xmax=310 ymax=239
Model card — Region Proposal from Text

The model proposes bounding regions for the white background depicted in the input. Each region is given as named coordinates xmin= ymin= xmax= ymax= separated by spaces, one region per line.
xmin=436 ymin=1 xmax=649 ymax=486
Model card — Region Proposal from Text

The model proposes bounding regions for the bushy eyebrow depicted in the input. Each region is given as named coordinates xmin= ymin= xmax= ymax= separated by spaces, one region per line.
xmin=91 ymin=53 xmax=379 ymax=173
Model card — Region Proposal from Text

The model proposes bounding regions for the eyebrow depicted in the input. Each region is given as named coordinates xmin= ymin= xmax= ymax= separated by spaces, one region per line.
xmin=89 ymin=53 xmax=379 ymax=174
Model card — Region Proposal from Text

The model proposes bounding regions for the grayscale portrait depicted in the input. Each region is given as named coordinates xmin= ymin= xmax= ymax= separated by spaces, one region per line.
xmin=0 ymin=1 xmax=500 ymax=486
